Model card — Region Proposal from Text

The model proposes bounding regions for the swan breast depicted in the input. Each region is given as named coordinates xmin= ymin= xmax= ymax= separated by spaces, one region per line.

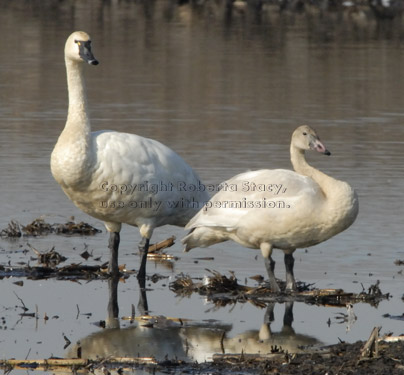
xmin=51 ymin=134 xmax=94 ymax=190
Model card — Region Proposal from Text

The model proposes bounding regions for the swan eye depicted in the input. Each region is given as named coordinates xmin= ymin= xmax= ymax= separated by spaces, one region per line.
xmin=74 ymin=40 xmax=91 ymax=47
xmin=303 ymin=132 xmax=307 ymax=136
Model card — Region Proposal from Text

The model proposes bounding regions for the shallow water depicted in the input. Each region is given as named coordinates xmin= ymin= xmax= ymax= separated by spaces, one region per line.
xmin=1 ymin=1 xmax=404 ymax=372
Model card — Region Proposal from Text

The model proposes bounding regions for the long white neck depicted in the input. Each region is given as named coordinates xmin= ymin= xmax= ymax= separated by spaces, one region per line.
xmin=51 ymin=58 xmax=93 ymax=188
xmin=290 ymin=145 xmax=337 ymax=198
xmin=290 ymin=143 xmax=358 ymax=235
xmin=64 ymin=58 xmax=91 ymax=139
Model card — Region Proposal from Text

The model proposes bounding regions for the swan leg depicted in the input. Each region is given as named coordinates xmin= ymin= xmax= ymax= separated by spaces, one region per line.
xmin=137 ymin=278 xmax=149 ymax=315
xmin=283 ymin=301 xmax=294 ymax=326
xmin=108 ymin=232 xmax=120 ymax=275
xmin=261 ymin=243 xmax=280 ymax=292
xmin=137 ymin=237 xmax=150 ymax=283
xmin=107 ymin=275 xmax=120 ymax=328
xmin=260 ymin=303 xmax=275 ymax=341
xmin=264 ymin=256 xmax=281 ymax=292
xmin=263 ymin=302 xmax=275 ymax=324
xmin=284 ymin=252 xmax=297 ymax=291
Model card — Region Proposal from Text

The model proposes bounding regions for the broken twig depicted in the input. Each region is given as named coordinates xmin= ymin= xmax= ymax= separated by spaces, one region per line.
xmin=360 ymin=326 xmax=381 ymax=358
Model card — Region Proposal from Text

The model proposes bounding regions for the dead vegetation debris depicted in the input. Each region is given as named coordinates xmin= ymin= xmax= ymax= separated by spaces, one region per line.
xmin=209 ymin=339 xmax=404 ymax=375
xmin=169 ymin=271 xmax=389 ymax=308
xmin=383 ymin=313 xmax=404 ymax=321
xmin=1 ymin=337 xmax=404 ymax=375
xmin=55 ymin=221 xmax=101 ymax=235
xmin=28 ymin=243 xmax=67 ymax=267
xmin=0 ymin=218 xmax=101 ymax=238
xmin=0 ymin=263 xmax=125 ymax=281
xmin=0 ymin=220 xmax=22 ymax=238
xmin=0 ymin=236 xmax=176 ymax=280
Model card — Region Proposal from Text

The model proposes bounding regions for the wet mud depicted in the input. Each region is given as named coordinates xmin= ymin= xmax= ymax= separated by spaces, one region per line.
xmin=1 ymin=335 xmax=404 ymax=374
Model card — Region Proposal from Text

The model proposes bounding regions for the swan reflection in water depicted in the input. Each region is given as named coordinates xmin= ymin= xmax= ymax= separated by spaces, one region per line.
xmin=66 ymin=278 xmax=322 ymax=362
xmin=184 ymin=301 xmax=322 ymax=362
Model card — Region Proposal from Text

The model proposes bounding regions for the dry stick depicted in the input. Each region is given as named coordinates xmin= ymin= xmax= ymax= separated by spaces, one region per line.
xmin=13 ymin=292 xmax=28 ymax=312
xmin=220 ymin=331 xmax=226 ymax=354
xmin=148 ymin=236 xmax=175 ymax=253
xmin=360 ymin=326 xmax=381 ymax=358
xmin=1 ymin=357 xmax=158 ymax=369
xmin=380 ymin=336 xmax=404 ymax=342
xmin=35 ymin=305 xmax=39 ymax=331
xmin=27 ymin=243 xmax=41 ymax=257
xmin=212 ymin=353 xmax=286 ymax=362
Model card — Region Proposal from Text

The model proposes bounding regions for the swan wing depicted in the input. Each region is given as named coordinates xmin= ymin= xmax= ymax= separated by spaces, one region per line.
xmin=69 ymin=130 xmax=209 ymax=227
xmin=93 ymin=130 xmax=198 ymax=187
xmin=186 ymin=169 xmax=322 ymax=230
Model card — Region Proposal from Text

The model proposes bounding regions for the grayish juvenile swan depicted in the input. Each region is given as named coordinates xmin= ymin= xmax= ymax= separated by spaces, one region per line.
xmin=182 ymin=125 xmax=359 ymax=291
xmin=51 ymin=31 xmax=209 ymax=281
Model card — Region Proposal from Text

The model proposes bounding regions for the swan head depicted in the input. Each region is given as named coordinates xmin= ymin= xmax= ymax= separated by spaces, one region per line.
xmin=65 ymin=31 xmax=99 ymax=66
xmin=292 ymin=125 xmax=331 ymax=156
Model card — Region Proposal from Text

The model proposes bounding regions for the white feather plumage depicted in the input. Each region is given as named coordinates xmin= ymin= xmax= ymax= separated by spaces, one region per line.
xmin=51 ymin=31 xmax=209 ymax=279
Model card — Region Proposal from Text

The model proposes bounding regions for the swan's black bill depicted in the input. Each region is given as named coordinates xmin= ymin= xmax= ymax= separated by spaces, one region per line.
xmin=76 ymin=40 xmax=99 ymax=65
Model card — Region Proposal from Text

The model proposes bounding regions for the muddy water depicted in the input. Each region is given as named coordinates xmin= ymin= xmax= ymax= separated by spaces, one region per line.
xmin=1 ymin=0 xmax=404 ymax=371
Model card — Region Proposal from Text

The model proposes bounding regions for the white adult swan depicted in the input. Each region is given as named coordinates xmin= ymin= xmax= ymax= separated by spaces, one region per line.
xmin=51 ymin=31 xmax=209 ymax=280
xmin=182 ymin=125 xmax=359 ymax=292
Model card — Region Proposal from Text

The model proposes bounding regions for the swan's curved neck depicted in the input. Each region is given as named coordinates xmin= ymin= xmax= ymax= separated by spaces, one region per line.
xmin=290 ymin=145 xmax=336 ymax=197
xmin=65 ymin=59 xmax=91 ymax=136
